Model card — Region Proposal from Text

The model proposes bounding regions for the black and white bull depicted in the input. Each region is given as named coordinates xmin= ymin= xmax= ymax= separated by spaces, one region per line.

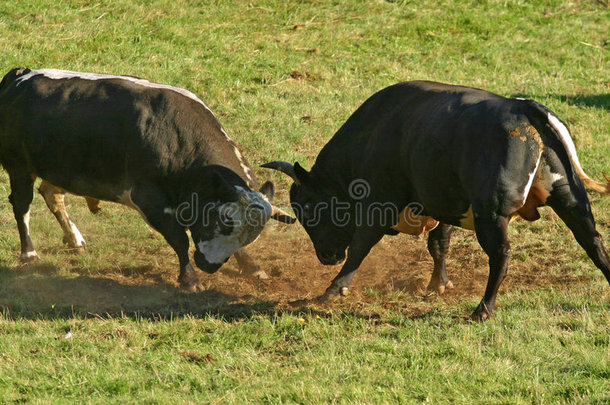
xmin=264 ymin=80 xmax=610 ymax=320
xmin=0 ymin=67 xmax=293 ymax=292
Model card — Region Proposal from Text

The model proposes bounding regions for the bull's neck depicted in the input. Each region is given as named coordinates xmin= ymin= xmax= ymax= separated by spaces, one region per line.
xmin=311 ymin=134 xmax=365 ymax=199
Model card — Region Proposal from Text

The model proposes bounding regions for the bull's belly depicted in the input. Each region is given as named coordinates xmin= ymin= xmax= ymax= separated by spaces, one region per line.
xmin=35 ymin=171 xmax=129 ymax=204
xmin=391 ymin=205 xmax=475 ymax=234
xmin=391 ymin=206 xmax=440 ymax=235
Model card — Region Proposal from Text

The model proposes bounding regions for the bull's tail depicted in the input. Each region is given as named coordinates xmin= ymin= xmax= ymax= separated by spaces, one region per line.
xmin=524 ymin=99 xmax=610 ymax=195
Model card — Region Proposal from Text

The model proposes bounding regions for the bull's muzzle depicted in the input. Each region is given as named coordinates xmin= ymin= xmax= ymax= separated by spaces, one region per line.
xmin=194 ymin=250 xmax=227 ymax=274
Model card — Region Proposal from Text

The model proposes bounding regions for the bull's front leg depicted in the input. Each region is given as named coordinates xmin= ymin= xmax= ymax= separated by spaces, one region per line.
xmin=472 ymin=214 xmax=511 ymax=321
xmin=234 ymin=248 xmax=269 ymax=279
xmin=319 ymin=229 xmax=384 ymax=301
xmin=129 ymin=183 xmax=203 ymax=292
xmin=426 ymin=223 xmax=454 ymax=294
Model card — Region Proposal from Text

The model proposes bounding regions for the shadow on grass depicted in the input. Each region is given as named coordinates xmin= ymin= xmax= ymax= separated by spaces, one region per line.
xmin=510 ymin=93 xmax=610 ymax=111
xmin=0 ymin=261 xmax=272 ymax=320
xmin=0 ymin=261 xmax=385 ymax=322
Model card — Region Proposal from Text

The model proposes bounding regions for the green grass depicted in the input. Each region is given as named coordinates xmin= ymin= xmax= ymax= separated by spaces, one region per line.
xmin=1 ymin=290 xmax=609 ymax=403
xmin=1 ymin=0 xmax=609 ymax=403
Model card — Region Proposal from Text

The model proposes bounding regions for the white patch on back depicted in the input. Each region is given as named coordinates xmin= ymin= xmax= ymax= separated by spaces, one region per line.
xmin=231 ymin=144 xmax=254 ymax=185
xmin=163 ymin=207 xmax=175 ymax=215
xmin=15 ymin=68 xmax=212 ymax=110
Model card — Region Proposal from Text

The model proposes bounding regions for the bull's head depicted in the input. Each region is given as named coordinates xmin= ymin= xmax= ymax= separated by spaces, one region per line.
xmin=184 ymin=167 xmax=294 ymax=273
xmin=262 ymin=161 xmax=353 ymax=266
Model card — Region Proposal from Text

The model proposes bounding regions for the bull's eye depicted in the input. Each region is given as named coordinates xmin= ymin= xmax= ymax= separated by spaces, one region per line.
xmin=219 ymin=211 xmax=235 ymax=227
xmin=303 ymin=203 xmax=312 ymax=219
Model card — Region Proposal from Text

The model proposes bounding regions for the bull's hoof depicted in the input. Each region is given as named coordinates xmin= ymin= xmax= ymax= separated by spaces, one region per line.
xmin=20 ymin=251 xmax=39 ymax=263
xmin=470 ymin=302 xmax=493 ymax=322
xmin=252 ymin=270 xmax=269 ymax=280
xmin=238 ymin=262 xmax=268 ymax=279
xmin=316 ymin=285 xmax=347 ymax=303
xmin=66 ymin=244 xmax=87 ymax=254
xmin=178 ymin=263 xmax=206 ymax=293
xmin=426 ymin=278 xmax=454 ymax=295
xmin=62 ymin=236 xmax=87 ymax=251
xmin=181 ymin=281 xmax=206 ymax=293
xmin=179 ymin=275 xmax=206 ymax=293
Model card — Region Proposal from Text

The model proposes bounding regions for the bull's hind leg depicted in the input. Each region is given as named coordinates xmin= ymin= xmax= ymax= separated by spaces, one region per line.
xmin=472 ymin=215 xmax=511 ymax=321
xmin=38 ymin=181 xmax=86 ymax=250
xmin=552 ymin=205 xmax=610 ymax=284
xmin=85 ymin=197 xmax=102 ymax=214
xmin=8 ymin=174 xmax=37 ymax=262
xmin=426 ymin=223 xmax=454 ymax=294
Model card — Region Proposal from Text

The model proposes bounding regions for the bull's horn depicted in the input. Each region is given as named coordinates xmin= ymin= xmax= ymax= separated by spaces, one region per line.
xmin=261 ymin=161 xmax=299 ymax=185
xmin=238 ymin=191 xmax=250 ymax=206
xmin=271 ymin=205 xmax=296 ymax=224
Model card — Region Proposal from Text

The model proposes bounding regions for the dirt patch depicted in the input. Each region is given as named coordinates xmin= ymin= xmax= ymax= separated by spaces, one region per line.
xmin=0 ymin=223 xmax=595 ymax=319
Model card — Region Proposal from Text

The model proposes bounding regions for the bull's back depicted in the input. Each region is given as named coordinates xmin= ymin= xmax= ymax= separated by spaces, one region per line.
xmin=395 ymin=83 xmax=543 ymax=220
xmin=320 ymin=81 xmax=543 ymax=224
xmin=0 ymin=69 xmax=256 ymax=200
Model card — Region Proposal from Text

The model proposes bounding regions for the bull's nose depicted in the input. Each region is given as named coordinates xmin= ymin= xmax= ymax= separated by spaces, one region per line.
xmin=194 ymin=250 xmax=227 ymax=274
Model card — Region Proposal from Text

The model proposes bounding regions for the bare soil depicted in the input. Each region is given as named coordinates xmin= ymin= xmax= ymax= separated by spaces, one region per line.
xmin=1 ymin=218 xmax=594 ymax=319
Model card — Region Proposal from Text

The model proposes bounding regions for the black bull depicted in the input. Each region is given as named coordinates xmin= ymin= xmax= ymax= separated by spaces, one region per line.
xmin=264 ymin=80 xmax=610 ymax=320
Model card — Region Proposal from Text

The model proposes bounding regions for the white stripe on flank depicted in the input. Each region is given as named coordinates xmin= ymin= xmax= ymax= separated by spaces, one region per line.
xmin=521 ymin=152 xmax=542 ymax=205
xmin=15 ymin=68 xmax=211 ymax=110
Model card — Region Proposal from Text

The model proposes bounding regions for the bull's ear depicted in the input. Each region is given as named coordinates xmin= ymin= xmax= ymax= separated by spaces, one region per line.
xmin=294 ymin=162 xmax=313 ymax=186
xmin=259 ymin=181 xmax=275 ymax=201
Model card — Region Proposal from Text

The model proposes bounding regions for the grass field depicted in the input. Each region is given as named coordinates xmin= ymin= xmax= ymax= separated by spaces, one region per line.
xmin=0 ymin=0 xmax=609 ymax=403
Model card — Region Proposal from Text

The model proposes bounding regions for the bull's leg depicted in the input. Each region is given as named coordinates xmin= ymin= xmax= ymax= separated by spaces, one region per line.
xmin=233 ymin=248 xmax=268 ymax=279
xmin=38 ymin=181 xmax=86 ymax=250
xmin=426 ymin=223 xmax=454 ymax=294
xmin=319 ymin=229 xmax=384 ymax=301
xmin=85 ymin=197 xmax=102 ymax=214
xmin=8 ymin=174 xmax=37 ymax=262
xmin=129 ymin=184 xmax=201 ymax=292
xmin=551 ymin=205 xmax=610 ymax=284
xmin=472 ymin=215 xmax=511 ymax=321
